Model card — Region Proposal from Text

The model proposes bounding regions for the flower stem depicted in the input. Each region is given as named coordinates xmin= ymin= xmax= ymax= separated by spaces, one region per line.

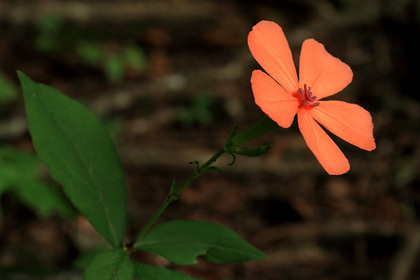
xmin=132 ymin=147 xmax=226 ymax=244
xmin=131 ymin=116 xmax=278 ymax=245
xmin=131 ymin=191 xmax=178 ymax=243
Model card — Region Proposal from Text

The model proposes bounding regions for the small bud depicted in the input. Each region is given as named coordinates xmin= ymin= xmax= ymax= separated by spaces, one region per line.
xmin=231 ymin=145 xmax=271 ymax=157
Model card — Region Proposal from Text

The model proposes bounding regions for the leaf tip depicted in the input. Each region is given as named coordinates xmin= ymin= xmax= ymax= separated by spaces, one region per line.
xmin=16 ymin=70 xmax=27 ymax=81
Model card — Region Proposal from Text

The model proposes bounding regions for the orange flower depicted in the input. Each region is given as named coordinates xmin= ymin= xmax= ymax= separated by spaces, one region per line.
xmin=248 ymin=20 xmax=375 ymax=175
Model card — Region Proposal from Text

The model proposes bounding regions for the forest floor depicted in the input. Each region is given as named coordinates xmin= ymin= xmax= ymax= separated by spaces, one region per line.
xmin=0 ymin=1 xmax=420 ymax=279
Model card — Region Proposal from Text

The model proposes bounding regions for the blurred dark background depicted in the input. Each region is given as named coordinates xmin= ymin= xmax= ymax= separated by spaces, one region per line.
xmin=0 ymin=0 xmax=419 ymax=279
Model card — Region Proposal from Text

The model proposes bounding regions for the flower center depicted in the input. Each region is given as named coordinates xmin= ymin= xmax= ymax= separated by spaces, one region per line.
xmin=298 ymin=84 xmax=320 ymax=108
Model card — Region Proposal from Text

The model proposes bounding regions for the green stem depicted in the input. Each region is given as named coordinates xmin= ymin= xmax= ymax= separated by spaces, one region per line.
xmin=172 ymin=148 xmax=225 ymax=195
xmin=132 ymin=147 xmax=225 ymax=244
xmin=131 ymin=116 xmax=279 ymax=245
xmin=132 ymin=193 xmax=177 ymax=243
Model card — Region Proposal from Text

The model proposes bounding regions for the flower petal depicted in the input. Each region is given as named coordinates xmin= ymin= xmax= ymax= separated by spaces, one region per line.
xmin=248 ymin=20 xmax=299 ymax=94
xmin=251 ymin=70 xmax=299 ymax=128
xmin=299 ymin=39 xmax=353 ymax=100
xmin=310 ymin=101 xmax=376 ymax=151
xmin=298 ymin=108 xmax=350 ymax=175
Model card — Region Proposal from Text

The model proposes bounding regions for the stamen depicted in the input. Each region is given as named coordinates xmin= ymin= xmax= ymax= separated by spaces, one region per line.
xmin=306 ymin=87 xmax=312 ymax=98
xmin=298 ymin=83 xmax=319 ymax=108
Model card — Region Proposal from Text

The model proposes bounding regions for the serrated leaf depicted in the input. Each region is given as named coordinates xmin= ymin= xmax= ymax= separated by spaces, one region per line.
xmin=134 ymin=219 xmax=267 ymax=265
xmin=18 ymin=71 xmax=126 ymax=248
xmin=134 ymin=263 xmax=202 ymax=280
xmin=84 ymin=249 xmax=134 ymax=280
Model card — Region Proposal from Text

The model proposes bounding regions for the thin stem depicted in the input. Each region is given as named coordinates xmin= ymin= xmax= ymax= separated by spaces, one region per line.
xmin=131 ymin=116 xmax=278 ymax=246
xmin=172 ymin=147 xmax=225 ymax=195
xmin=132 ymin=194 xmax=177 ymax=242
xmin=132 ymin=147 xmax=226 ymax=244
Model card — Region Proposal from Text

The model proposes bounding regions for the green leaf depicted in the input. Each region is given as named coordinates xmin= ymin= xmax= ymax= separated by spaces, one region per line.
xmin=122 ymin=45 xmax=149 ymax=73
xmin=18 ymin=71 xmax=126 ymax=248
xmin=84 ymin=249 xmax=135 ymax=280
xmin=15 ymin=180 xmax=75 ymax=218
xmin=0 ymin=146 xmax=74 ymax=219
xmin=76 ymin=41 xmax=103 ymax=67
xmin=134 ymin=219 xmax=267 ymax=265
xmin=105 ymin=55 xmax=124 ymax=84
xmin=230 ymin=115 xmax=278 ymax=147
xmin=134 ymin=262 xmax=202 ymax=280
